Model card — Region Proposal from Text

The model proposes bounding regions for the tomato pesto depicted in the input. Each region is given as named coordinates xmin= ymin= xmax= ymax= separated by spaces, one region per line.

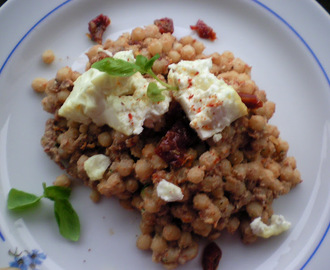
xmin=87 ymin=14 xmax=111 ymax=44
xmin=238 ymin=92 xmax=264 ymax=109
xmin=190 ymin=19 xmax=217 ymax=41
xmin=154 ymin=17 xmax=174 ymax=34
xmin=155 ymin=119 xmax=198 ymax=167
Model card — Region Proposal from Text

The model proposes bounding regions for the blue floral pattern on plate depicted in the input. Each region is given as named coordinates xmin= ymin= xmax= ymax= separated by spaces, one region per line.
xmin=2 ymin=248 xmax=47 ymax=270
xmin=0 ymin=229 xmax=5 ymax=242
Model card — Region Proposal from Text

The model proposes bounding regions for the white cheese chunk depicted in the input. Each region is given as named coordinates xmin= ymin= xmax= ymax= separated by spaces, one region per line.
xmin=157 ymin=179 xmax=184 ymax=202
xmin=250 ymin=215 xmax=291 ymax=238
xmin=84 ymin=154 xmax=111 ymax=181
xmin=213 ymin=133 xmax=223 ymax=143
xmin=113 ymin=50 xmax=135 ymax=63
xmin=168 ymin=58 xmax=248 ymax=140
xmin=96 ymin=49 xmax=134 ymax=62
xmin=58 ymin=50 xmax=171 ymax=136
xmin=97 ymin=47 xmax=113 ymax=57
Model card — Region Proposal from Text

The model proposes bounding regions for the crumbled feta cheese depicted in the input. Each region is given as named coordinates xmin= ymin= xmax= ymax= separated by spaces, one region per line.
xmin=58 ymin=50 xmax=171 ymax=136
xmin=156 ymin=179 xmax=184 ymax=202
xmin=213 ymin=133 xmax=222 ymax=143
xmin=112 ymin=50 xmax=135 ymax=63
xmin=250 ymin=215 xmax=291 ymax=238
xmin=168 ymin=58 xmax=248 ymax=140
xmin=97 ymin=47 xmax=113 ymax=57
xmin=84 ymin=154 xmax=111 ymax=181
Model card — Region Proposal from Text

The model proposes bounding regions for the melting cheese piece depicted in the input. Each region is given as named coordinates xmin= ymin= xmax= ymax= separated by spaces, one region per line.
xmin=250 ymin=215 xmax=291 ymax=238
xmin=58 ymin=50 xmax=171 ymax=136
xmin=84 ymin=154 xmax=111 ymax=181
xmin=168 ymin=58 xmax=248 ymax=140
xmin=156 ymin=179 xmax=184 ymax=202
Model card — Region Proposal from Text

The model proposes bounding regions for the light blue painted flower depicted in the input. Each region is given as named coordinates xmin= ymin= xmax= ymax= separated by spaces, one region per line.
xmin=9 ymin=255 xmax=32 ymax=270
xmin=29 ymin=249 xmax=47 ymax=265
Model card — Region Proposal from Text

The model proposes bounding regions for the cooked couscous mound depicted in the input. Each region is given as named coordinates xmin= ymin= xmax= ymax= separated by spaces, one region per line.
xmin=40 ymin=21 xmax=301 ymax=269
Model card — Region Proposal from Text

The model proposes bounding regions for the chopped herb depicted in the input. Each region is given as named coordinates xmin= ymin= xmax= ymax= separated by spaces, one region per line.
xmin=42 ymin=182 xmax=71 ymax=201
xmin=147 ymin=82 xmax=166 ymax=102
xmin=7 ymin=183 xmax=80 ymax=242
xmin=54 ymin=199 xmax=80 ymax=242
xmin=7 ymin=189 xmax=42 ymax=210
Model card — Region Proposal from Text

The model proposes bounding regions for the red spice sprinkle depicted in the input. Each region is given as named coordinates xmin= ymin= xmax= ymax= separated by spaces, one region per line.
xmin=206 ymin=100 xmax=223 ymax=108
xmin=128 ymin=113 xmax=134 ymax=126
xmin=188 ymin=94 xmax=194 ymax=99
xmin=188 ymin=78 xmax=193 ymax=88
xmin=202 ymin=124 xmax=212 ymax=130
xmin=88 ymin=14 xmax=111 ymax=44
xmin=190 ymin=19 xmax=217 ymax=41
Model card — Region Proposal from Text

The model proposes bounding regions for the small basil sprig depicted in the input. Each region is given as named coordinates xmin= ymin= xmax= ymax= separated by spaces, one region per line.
xmin=7 ymin=183 xmax=80 ymax=242
xmin=91 ymin=53 xmax=178 ymax=102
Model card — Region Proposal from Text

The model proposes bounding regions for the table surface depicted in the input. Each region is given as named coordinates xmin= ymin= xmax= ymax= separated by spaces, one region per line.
xmin=1 ymin=0 xmax=329 ymax=12
xmin=317 ymin=0 xmax=330 ymax=12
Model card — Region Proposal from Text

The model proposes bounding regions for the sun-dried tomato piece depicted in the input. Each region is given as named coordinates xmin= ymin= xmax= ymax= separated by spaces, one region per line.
xmin=155 ymin=120 xmax=196 ymax=167
xmin=88 ymin=14 xmax=111 ymax=44
xmin=190 ymin=19 xmax=217 ymax=41
xmin=154 ymin=17 xmax=174 ymax=34
xmin=202 ymin=242 xmax=222 ymax=270
xmin=238 ymin=93 xmax=263 ymax=109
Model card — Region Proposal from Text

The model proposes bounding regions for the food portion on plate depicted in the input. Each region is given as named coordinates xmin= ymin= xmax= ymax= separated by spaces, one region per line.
xmin=36 ymin=16 xmax=302 ymax=269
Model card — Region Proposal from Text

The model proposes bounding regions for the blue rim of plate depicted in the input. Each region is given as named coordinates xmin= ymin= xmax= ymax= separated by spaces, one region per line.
xmin=0 ymin=0 xmax=329 ymax=269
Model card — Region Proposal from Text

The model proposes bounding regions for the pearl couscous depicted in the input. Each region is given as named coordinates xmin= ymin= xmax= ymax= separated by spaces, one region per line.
xmin=39 ymin=18 xmax=301 ymax=269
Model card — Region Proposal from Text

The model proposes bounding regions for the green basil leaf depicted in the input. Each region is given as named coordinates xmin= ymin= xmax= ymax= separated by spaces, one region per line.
xmin=7 ymin=189 xmax=42 ymax=210
xmin=135 ymin=55 xmax=148 ymax=73
xmin=92 ymin=57 xmax=138 ymax=77
xmin=144 ymin=54 xmax=160 ymax=71
xmin=147 ymin=82 xmax=165 ymax=102
xmin=43 ymin=185 xmax=71 ymax=201
xmin=135 ymin=54 xmax=159 ymax=74
xmin=54 ymin=199 xmax=80 ymax=242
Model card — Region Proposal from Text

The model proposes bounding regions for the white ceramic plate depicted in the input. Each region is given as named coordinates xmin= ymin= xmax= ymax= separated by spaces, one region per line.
xmin=0 ymin=0 xmax=329 ymax=269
